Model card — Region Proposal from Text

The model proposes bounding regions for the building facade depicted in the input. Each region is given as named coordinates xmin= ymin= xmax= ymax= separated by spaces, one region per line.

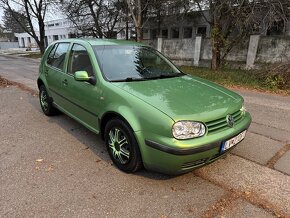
xmin=14 ymin=18 xmax=77 ymax=48
xmin=14 ymin=18 xmax=136 ymax=49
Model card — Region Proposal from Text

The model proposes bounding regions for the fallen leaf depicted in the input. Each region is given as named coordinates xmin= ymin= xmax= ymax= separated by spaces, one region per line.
xmin=96 ymin=159 xmax=101 ymax=163
xmin=171 ymin=187 xmax=177 ymax=192
xmin=187 ymin=207 xmax=196 ymax=213
xmin=46 ymin=166 xmax=54 ymax=172
xmin=36 ymin=159 xmax=44 ymax=162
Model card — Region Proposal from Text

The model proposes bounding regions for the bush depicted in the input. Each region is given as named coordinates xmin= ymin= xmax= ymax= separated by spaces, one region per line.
xmin=258 ymin=63 xmax=290 ymax=90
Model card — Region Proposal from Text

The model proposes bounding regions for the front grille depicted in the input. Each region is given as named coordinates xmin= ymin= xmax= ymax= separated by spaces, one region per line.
xmin=206 ymin=110 xmax=243 ymax=134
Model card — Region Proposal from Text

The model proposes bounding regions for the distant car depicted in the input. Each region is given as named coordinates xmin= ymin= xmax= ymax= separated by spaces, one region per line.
xmin=37 ymin=39 xmax=251 ymax=175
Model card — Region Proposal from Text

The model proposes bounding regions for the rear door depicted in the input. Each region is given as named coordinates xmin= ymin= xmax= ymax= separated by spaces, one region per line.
xmin=44 ymin=42 xmax=70 ymax=107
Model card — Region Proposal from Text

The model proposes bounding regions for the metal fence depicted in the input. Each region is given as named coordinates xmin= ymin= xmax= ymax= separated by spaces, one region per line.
xmin=0 ymin=42 xmax=19 ymax=50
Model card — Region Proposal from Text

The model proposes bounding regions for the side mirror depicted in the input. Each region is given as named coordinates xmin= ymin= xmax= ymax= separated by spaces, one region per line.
xmin=74 ymin=71 xmax=90 ymax=82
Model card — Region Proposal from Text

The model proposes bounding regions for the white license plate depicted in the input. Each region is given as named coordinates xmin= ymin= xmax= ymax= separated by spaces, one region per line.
xmin=221 ymin=130 xmax=247 ymax=152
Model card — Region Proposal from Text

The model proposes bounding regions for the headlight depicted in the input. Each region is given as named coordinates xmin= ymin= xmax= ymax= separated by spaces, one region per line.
xmin=241 ymin=102 xmax=247 ymax=114
xmin=172 ymin=121 xmax=206 ymax=139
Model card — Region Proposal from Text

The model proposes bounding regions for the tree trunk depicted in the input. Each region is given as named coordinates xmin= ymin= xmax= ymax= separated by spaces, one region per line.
xmin=39 ymin=40 xmax=45 ymax=54
xmin=211 ymin=39 xmax=221 ymax=70
xmin=38 ymin=21 xmax=46 ymax=54
xmin=136 ymin=26 xmax=143 ymax=42
xmin=211 ymin=24 xmax=222 ymax=70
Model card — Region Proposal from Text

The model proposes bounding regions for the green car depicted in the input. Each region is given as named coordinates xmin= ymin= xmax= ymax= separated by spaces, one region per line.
xmin=37 ymin=39 xmax=251 ymax=175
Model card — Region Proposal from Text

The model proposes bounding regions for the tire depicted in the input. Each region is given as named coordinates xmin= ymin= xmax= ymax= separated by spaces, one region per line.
xmin=39 ymin=85 xmax=59 ymax=116
xmin=104 ymin=118 xmax=143 ymax=173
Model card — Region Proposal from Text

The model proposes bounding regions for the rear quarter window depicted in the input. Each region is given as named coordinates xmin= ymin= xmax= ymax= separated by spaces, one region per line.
xmin=47 ymin=43 xmax=70 ymax=70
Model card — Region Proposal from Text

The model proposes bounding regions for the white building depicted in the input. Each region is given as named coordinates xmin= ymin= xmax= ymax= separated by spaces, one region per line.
xmin=15 ymin=18 xmax=76 ymax=48
xmin=14 ymin=18 xmax=136 ymax=49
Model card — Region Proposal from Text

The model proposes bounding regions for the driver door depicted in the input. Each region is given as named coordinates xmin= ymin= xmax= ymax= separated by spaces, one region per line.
xmin=60 ymin=43 xmax=101 ymax=133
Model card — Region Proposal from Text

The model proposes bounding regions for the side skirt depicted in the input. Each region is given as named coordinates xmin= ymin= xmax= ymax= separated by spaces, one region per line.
xmin=52 ymin=102 xmax=100 ymax=135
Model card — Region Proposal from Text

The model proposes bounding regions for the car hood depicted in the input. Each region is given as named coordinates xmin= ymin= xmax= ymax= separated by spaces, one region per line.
xmin=112 ymin=75 xmax=243 ymax=122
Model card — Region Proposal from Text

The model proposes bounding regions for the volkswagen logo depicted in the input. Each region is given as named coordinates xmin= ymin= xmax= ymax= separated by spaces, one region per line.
xmin=226 ymin=115 xmax=235 ymax=127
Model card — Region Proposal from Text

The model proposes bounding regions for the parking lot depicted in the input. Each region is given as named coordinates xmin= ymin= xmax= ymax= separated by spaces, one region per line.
xmin=0 ymin=55 xmax=290 ymax=217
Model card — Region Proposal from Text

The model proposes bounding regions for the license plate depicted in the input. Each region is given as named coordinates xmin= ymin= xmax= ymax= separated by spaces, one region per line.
xmin=221 ymin=130 xmax=247 ymax=152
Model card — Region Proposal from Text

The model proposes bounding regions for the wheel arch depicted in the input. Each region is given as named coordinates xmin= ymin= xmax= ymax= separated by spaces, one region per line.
xmin=37 ymin=78 xmax=44 ymax=89
xmin=100 ymin=111 xmax=140 ymax=140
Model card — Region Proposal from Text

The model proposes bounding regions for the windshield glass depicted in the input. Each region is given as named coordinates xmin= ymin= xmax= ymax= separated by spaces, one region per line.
xmin=93 ymin=45 xmax=183 ymax=81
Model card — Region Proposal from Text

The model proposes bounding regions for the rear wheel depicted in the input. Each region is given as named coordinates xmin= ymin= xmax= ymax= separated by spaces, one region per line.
xmin=104 ymin=118 xmax=143 ymax=173
xmin=39 ymin=85 xmax=59 ymax=116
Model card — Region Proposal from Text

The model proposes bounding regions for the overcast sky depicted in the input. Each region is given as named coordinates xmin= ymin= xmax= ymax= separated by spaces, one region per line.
xmin=0 ymin=8 xmax=3 ymax=25
xmin=0 ymin=5 xmax=64 ymax=26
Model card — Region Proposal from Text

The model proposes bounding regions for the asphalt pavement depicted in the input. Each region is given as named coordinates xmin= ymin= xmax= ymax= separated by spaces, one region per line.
xmin=0 ymin=55 xmax=289 ymax=217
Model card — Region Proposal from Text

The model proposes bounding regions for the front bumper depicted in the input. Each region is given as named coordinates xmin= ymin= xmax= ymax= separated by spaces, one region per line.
xmin=135 ymin=112 xmax=252 ymax=175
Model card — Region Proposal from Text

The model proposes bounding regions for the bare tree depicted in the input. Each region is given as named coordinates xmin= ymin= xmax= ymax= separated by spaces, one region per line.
xmin=0 ymin=24 xmax=5 ymax=38
xmin=126 ymin=0 xmax=190 ymax=41
xmin=126 ymin=0 xmax=151 ymax=42
xmin=149 ymin=0 xmax=189 ymax=36
xmin=190 ymin=0 xmax=290 ymax=70
xmin=0 ymin=0 xmax=52 ymax=54
xmin=61 ymin=0 xmax=125 ymax=39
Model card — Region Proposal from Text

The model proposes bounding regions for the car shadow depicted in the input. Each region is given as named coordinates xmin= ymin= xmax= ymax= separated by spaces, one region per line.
xmin=28 ymin=95 xmax=179 ymax=181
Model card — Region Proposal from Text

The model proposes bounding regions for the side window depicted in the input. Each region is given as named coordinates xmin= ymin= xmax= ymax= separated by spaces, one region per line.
xmin=47 ymin=43 xmax=70 ymax=70
xmin=68 ymin=44 xmax=94 ymax=77
xmin=47 ymin=44 xmax=58 ymax=65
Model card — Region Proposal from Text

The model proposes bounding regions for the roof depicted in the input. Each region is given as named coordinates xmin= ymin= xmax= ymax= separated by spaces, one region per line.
xmin=57 ymin=38 xmax=145 ymax=46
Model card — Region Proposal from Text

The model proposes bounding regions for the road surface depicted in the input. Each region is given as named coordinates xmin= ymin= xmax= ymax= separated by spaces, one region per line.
xmin=0 ymin=55 xmax=289 ymax=217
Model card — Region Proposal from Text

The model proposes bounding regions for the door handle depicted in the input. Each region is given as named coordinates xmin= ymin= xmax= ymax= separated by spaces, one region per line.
xmin=44 ymin=69 xmax=48 ymax=76
xmin=62 ymin=79 xmax=68 ymax=86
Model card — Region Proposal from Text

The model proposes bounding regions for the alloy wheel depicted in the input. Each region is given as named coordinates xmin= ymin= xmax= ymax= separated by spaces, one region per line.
xmin=40 ymin=90 xmax=49 ymax=111
xmin=108 ymin=128 xmax=130 ymax=164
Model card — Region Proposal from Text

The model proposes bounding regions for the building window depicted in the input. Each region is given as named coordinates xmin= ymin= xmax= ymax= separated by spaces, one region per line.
xmin=53 ymin=35 xmax=59 ymax=41
xmin=171 ymin=27 xmax=179 ymax=39
xmin=162 ymin=29 xmax=168 ymax=38
xmin=143 ymin=29 xmax=149 ymax=39
xmin=48 ymin=24 xmax=54 ymax=27
xmin=183 ymin=27 xmax=193 ymax=38
xmin=69 ymin=34 xmax=76 ymax=38
xmin=197 ymin=26 xmax=207 ymax=37
xmin=151 ymin=29 xmax=157 ymax=39
xmin=267 ymin=21 xmax=284 ymax=36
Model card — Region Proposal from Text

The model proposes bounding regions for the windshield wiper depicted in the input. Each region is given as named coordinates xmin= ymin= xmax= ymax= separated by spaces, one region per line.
xmin=147 ymin=73 xmax=184 ymax=80
xmin=110 ymin=73 xmax=184 ymax=82
xmin=111 ymin=77 xmax=148 ymax=82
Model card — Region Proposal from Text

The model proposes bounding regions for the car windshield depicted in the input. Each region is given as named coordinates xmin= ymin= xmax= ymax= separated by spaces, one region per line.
xmin=93 ymin=45 xmax=183 ymax=82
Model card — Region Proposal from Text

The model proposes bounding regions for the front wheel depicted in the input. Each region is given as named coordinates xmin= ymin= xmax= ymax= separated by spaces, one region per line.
xmin=104 ymin=118 xmax=143 ymax=173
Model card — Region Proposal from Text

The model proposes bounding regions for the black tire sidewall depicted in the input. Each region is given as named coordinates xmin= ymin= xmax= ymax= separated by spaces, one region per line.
xmin=104 ymin=118 xmax=142 ymax=173
xmin=39 ymin=85 xmax=54 ymax=116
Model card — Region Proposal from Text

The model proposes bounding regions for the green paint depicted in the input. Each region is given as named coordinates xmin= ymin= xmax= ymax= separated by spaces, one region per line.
xmin=38 ymin=39 xmax=252 ymax=174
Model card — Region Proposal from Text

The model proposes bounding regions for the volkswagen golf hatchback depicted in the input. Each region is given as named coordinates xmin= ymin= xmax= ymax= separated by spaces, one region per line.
xmin=38 ymin=39 xmax=251 ymax=175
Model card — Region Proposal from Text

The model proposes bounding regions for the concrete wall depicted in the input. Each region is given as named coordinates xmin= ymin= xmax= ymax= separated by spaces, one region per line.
xmin=144 ymin=35 xmax=290 ymax=68
xmin=142 ymin=39 xmax=157 ymax=49
xmin=162 ymin=38 xmax=195 ymax=64
xmin=0 ymin=42 xmax=19 ymax=50
xmin=256 ymin=36 xmax=290 ymax=63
